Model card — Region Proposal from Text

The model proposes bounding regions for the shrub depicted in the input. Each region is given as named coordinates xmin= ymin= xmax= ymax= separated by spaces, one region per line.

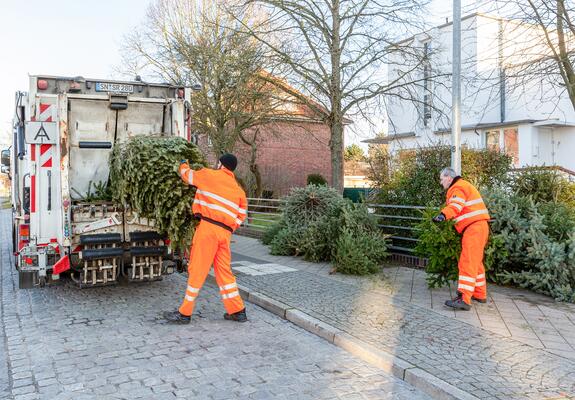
xmin=306 ymin=174 xmax=328 ymax=186
xmin=266 ymin=185 xmax=389 ymax=274
xmin=372 ymin=144 xmax=512 ymax=206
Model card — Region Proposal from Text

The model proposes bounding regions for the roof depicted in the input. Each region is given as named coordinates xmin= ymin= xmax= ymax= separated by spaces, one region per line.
xmin=362 ymin=132 xmax=416 ymax=144
xmin=391 ymin=12 xmax=504 ymax=47
xmin=434 ymin=119 xmax=539 ymax=134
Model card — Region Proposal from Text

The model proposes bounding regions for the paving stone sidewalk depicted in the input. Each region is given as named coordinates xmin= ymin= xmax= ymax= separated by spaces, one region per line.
xmin=0 ymin=211 xmax=430 ymax=400
xmin=230 ymin=235 xmax=575 ymax=400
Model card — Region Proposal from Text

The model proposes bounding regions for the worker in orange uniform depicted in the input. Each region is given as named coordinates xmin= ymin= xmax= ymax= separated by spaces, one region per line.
xmin=163 ymin=153 xmax=248 ymax=324
xmin=432 ymin=167 xmax=490 ymax=310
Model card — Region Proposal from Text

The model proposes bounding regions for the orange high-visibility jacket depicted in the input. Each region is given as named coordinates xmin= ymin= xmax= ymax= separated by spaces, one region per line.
xmin=179 ymin=164 xmax=248 ymax=231
xmin=441 ymin=177 xmax=490 ymax=233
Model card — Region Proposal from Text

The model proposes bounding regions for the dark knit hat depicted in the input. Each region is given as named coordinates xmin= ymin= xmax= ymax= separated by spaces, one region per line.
xmin=219 ymin=153 xmax=238 ymax=171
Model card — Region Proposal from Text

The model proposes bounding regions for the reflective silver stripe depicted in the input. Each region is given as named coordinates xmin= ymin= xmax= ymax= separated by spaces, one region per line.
xmin=455 ymin=209 xmax=489 ymax=223
xmin=221 ymin=291 xmax=240 ymax=300
xmin=196 ymin=189 xmax=245 ymax=214
xmin=458 ymin=283 xmax=475 ymax=291
xmin=459 ymin=275 xmax=475 ymax=283
xmin=193 ymin=199 xmax=238 ymax=219
xmin=475 ymin=281 xmax=486 ymax=287
xmin=186 ymin=169 xmax=193 ymax=185
xmin=187 ymin=285 xmax=200 ymax=293
xmin=185 ymin=294 xmax=196 ymax=302
xmin=465 ymin=198 xmax=484 ymax=206
xmin=449 ymin=196 xmax=465 ymax=204
xmin=451 ymin=203 xmax=463 ymax=211
xmin=476 ymin=274 xmax=485 ymax=279
xmin=235 ymin=218 xmax=243 ymax=226
xmin=219 ymin=282 xmax=237 ymax=291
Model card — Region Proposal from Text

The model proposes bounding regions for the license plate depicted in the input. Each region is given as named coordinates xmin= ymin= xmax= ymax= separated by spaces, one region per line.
xmin=95 ymin=82 xmax=134 ymax=93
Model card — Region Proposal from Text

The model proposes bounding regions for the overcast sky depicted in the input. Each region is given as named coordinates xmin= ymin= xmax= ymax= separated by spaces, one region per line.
xmin=0 ymin=0 xmax=478 ymax=149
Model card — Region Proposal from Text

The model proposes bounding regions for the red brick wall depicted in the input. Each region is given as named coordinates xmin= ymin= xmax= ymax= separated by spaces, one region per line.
xmin=195 ymin=120 xmax=332 ymax=197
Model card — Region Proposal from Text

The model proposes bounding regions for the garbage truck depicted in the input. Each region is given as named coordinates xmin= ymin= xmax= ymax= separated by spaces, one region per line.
xmin=2 ymin=75 xmax=192 ymax=288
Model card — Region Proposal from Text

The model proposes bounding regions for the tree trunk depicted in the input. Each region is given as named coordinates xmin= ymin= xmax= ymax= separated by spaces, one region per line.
xmin=329 ymin=0 xmax=344 ymax=193
xmin=329 ymin=119 xmax=345 ymax=192
xmin=249 ymin=141 xmax=263 ymax=198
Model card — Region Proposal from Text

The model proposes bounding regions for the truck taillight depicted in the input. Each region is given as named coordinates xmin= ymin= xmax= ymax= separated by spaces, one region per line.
xmin=37 ymin=79 xmax=48 ymax=90
xmin=20 ymin=224 xmax=30 ymax=238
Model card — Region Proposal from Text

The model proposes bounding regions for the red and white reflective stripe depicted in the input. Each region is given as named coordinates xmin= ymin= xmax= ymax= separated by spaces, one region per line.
xmin=185 ymin=285 xmax=200 ymax=302
xmin=32 ymin=103 xmax=55 ymax=122
xmin=458 ymin=283 xmax=475 ymax=291
xmin=451 ymin=203 xmax=463 ymax=211
xmin=458 ymin=275 xmax=475 ymax=291
xmin=476 ymin=273 xmax=486 ymax=286
xmin=221 ymin=291 xmax=240 ymax=300
xmin=465 ymin=198 xmax=484 ymax=206
xmin=39 ymin=144 xmax=53 ymax=168
xmin=196 ymin=189 xmax=246 ymax=215
xmin=31 ymin=144 xmax=36 ymax=213
xmin=219 ymin=283 xmax=237 ymax=291
xmin=193 ymin=199 xmax=238 ymax=220
xmin=187 ymin=285 xmax=199 ymax=293
xmin=449 ymin=196 xmax=465 ymax=204
xmin=454 ymin=209 xmax=489 ymax=223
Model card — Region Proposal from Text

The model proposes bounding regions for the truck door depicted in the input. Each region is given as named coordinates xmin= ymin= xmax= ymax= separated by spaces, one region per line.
xmin=68 ymin=99 xmax=117 ymax=199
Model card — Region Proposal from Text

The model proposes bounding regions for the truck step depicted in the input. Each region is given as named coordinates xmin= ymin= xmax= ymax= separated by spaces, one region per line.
xmin=129 ymin=231 xmax=163 ymax=242
xmin=81 ymin=247 xmax=124 ymax=260
xmin=80 ymin=233 xmax=122 ymax=245
xmin=130 ymin=246 xmax=167 ymax=257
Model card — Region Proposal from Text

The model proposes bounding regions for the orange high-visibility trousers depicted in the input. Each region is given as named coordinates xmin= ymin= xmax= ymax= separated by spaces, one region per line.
xmin=457 ymin=220 xmax=489 ymax=304
xmin=178 ymin=221 xmax=245 ymax=317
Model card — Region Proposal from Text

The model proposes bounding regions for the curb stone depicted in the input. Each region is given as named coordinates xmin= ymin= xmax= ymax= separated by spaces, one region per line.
xmin=205 ymin=273 xmax=478 ymax=400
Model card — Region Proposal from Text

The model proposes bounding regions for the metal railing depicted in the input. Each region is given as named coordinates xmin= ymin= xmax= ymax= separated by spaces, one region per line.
xmin=241 ymin=197 xmax=432 ymax=254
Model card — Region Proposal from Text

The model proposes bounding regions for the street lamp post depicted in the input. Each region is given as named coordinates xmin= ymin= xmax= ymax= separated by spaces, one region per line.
xmin=452 ymin=0 xmax=462 ymax=174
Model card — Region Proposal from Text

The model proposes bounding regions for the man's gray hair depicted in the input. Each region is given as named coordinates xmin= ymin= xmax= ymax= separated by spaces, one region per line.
xmin=440 ymin=167 xmax=457 ymax=178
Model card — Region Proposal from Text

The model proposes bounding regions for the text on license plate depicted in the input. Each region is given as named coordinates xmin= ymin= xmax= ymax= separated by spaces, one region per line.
xmin=95 ymin=82 xmax=134 ymax=93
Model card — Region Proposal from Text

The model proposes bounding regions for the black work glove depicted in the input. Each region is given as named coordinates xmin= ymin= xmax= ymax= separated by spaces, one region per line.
xmin=432 ymin=213 xmax=446 ymax=223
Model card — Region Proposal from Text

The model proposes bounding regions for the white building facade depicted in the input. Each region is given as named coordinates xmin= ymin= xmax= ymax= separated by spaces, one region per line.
xmin=376 ymin=13 xmax=575 ymax=172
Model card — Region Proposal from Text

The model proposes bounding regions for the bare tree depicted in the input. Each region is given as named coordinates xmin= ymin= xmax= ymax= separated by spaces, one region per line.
xmin=234 ymin=0 xmax=432 ymax=191
xmin=121 ymin=0 xmax=289 ymax=194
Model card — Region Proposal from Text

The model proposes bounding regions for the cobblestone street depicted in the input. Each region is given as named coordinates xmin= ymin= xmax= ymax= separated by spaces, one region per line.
xmin=230 ymin=236 xmax=575 ymax=400
xmin=0 ymin=211 xmax=430 ymax=400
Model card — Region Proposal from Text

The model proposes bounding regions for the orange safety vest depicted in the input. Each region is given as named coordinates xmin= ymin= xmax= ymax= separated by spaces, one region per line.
xmin=179 ymin=164 xmax=247 ymax=231
xmin=441 ymin=177 xmax=490 ymax=233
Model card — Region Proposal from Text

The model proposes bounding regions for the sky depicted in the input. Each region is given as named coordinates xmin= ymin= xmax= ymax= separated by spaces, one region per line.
xmin=0 ymin=0 xmax=477 ymax=150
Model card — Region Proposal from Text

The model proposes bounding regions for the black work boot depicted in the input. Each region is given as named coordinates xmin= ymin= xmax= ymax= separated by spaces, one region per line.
xmin=163 ymin=310 xmax=191 ymax=324
xmin=224 ymin=308 xmax=247 ymax=323
xmin=453 ymin=291 xmax=487 ymax=304
xmin=445 ymin=293 xmax=471 ymax=311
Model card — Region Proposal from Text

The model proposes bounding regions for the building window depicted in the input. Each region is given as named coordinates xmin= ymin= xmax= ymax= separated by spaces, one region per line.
xmin=484 ymin=127 xmax=519 ymax=167
xmin=485 ymin=130 xmax=500 ymax=151
xmin=207 ymin=135 xmax=213 ymax=147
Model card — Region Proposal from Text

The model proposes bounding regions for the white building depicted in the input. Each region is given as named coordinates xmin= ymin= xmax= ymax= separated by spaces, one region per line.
xmin=368 ymin=13 xmax=575 ymax=172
